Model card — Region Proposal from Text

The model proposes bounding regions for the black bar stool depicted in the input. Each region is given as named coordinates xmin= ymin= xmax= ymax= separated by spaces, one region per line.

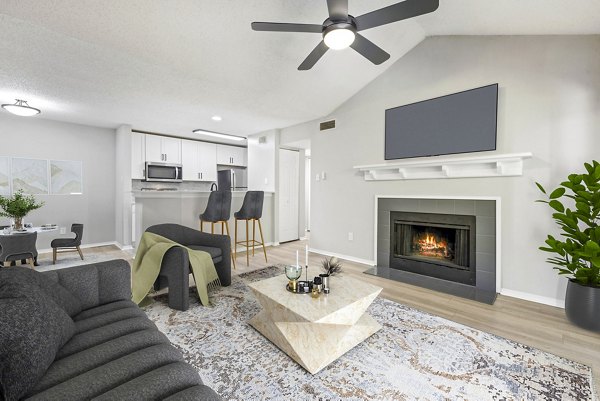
xmin=234 ymin=191 xmax=267 ymax=266
xmin=199 ymin=190 xmax=236 ymax=269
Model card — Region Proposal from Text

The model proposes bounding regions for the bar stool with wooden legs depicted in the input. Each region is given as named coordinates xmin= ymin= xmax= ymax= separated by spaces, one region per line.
xmin=234 ymin=191 xmax=267 ymax=266
xmin=199 ymin=190 xmax=235 ymax=269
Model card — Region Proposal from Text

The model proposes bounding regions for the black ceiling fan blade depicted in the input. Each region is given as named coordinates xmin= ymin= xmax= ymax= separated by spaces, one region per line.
xmin=298 ymin=41 xmax=329 ymax=70
xmin=350 ymin=33 xmax=390 ymax=65
xmin=251 ymin=22 xmax=322 ymax=33
xmin=327 ymin=0 xmax=348 ymax=21
xmin=355 ymin=0 xmax=439 ymax=31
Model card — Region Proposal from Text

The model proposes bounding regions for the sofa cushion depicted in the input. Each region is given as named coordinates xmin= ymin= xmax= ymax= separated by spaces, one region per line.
xmin=24 ymin=343 xmax=185 ymax=401
xmin=0 ymin=266 xmax=82 ymax=316
xmin=73 ymin=299 xmax=138 ymax=321
xmin=0 ymin=277 xmax=75 ymax=401
xmin=30 ymin=328 xmax=170 ymax=395
xmin=74 ymin=306 xmax=147 ymax=334
xmin=57 ymin=316 xmax=157 ymax=360
xmin=93 ymin=362 xmax=204 ymax=401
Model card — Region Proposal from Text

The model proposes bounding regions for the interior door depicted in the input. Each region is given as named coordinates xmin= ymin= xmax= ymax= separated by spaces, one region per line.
xmin=278 ymin=149 xmax=299 ymax=243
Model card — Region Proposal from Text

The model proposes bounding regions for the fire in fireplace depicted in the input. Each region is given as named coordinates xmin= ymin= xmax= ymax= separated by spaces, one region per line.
xmin=410 ymin=226 xmax=453 ymax=260
xmin=390 ymin=212 xmax=476 ymax=285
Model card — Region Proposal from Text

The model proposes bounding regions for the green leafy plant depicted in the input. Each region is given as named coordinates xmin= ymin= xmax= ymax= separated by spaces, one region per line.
xmin=536 ymin=160 xmax=600 ymax=287
xmin=321 ymin=257 xmax=342 ymax=276
xmin=0 ymin=190 xmax=44 ymax=220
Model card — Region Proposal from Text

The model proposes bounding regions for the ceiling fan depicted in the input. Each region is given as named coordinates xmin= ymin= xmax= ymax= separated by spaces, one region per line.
xmin=251 ymin=0 xmax=439 ymax=70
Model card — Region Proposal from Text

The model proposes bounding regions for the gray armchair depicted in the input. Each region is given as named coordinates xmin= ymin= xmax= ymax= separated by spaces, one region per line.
xmin=145 ymin=223 xmax=231 ymax=311
xmin=0 ymin=232 xmax=38 ymax=267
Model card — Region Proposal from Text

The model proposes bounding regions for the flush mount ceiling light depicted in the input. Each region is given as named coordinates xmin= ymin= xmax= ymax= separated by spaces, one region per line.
xmin=211 ymin=115 xmax=222 ymax=121
xmin=1 ymin=99 xmax=41 ymax=117
xmin=192 ymin=129 xmax=245 ymax=141
xmin=323 ymin=24 xmax=356 ymax=50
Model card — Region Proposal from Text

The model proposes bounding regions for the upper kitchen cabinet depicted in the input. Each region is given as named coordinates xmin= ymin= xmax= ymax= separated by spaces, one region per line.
xmin=217 ymin=144 xmax=247 ymax=167
xmin=182 ymin=139 xmax=217 ymax=182
xmin=131 ymin=132 xmax=146 ymax=179
xmin=146 ymin=134 xmax=181 ymax=164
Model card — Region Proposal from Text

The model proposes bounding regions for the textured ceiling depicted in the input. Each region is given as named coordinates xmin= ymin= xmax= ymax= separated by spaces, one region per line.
xmin=0 ymin=0 xmax=599 ymax=140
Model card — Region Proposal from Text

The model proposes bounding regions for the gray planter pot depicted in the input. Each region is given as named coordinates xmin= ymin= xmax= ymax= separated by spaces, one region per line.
xmin=565 ymin=279 xmax=600 ymax=332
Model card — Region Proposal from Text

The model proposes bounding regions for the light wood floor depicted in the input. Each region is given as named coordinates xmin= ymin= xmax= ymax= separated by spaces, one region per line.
xmin=38 ymin=239 xmax=600 ymax=394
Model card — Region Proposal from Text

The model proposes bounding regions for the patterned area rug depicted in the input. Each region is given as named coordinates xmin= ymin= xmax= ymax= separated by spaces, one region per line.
xmin=142 ymin=266 xmax=595 ymax=401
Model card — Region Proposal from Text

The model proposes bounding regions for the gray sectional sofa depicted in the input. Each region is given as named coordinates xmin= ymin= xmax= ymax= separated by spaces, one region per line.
xmin=0 ymin=260 xmax=221 ymax=401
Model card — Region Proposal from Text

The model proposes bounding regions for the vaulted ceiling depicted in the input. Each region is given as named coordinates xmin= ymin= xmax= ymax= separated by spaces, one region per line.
xmin=1 ymin=0 xmax=599 ymax=140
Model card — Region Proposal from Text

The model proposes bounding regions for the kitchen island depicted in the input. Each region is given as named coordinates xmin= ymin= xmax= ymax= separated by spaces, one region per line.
xmin=131 ymin=190 xmax=274 ymax=249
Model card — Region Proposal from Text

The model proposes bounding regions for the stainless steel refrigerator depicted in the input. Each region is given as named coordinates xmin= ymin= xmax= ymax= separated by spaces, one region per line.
xmin=217 ymin=168 xmax=247 ymax=191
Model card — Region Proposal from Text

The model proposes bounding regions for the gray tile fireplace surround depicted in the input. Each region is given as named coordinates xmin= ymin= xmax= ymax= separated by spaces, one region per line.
xmin=365 ymin=197 xmax=498 ymax=304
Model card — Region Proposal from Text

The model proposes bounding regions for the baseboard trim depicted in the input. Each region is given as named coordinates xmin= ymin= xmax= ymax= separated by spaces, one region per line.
xmin=38 ymin=241 xmax=120 ymax=255
xmin=308 ymin=248 xmax=376 ymax=267
xmin=500 ymin=288 xmax=565 ymax=309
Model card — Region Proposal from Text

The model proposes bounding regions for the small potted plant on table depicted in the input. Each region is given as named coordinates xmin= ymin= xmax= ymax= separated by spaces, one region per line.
xmin=536 ymin=160 xmax=600 ymax=332
xmin=0 ymin=190 xmax=44 ymax=230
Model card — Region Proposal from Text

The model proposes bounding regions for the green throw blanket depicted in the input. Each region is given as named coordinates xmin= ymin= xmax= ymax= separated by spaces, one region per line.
xmin=132 ymin=232 xmax=220 ymax=306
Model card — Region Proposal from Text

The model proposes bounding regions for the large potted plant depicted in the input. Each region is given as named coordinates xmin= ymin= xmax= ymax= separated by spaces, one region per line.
xmin=536 ymin=160 xmax=600 ymax=332
xmin=0 ymin=190 xmax=44 ymax=230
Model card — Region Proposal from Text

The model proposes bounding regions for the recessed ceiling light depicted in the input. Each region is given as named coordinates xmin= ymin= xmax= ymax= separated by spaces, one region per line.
xmin=193 ymin=129 xmax=245 ymax=141
xmin=1 ymin=99 xmax=41 ymax=117
xmin=211 ymin=115 xmax=222 ymax=121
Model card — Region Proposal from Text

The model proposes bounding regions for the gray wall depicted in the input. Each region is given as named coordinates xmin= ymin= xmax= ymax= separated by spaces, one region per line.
xmin=288 ymin=35 xmax=600 ymax=305
xmin=0 ymin=113 xmax=117 ymax=250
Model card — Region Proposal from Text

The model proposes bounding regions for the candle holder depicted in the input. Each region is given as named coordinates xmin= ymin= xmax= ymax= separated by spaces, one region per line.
xmin=285 ymin=265 xmax=302 ymax=291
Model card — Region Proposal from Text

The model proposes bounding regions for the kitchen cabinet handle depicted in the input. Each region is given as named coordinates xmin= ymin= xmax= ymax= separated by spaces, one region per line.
xmin=165 ymin=153 xmax=167 ymax=161
xmin=201 ymin=172 xmax=203 ymax=179
xmin=198 ymin=172 xmax=201 ymax=179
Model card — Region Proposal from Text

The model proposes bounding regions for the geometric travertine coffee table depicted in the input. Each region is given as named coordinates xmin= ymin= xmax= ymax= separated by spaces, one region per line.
xmin=248 ymin=274 xmax=382 ymax=374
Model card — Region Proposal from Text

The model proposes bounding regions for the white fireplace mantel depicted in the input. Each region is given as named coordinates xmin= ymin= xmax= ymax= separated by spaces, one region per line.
xmin=354 ymin=152 xmax=533 ymax=181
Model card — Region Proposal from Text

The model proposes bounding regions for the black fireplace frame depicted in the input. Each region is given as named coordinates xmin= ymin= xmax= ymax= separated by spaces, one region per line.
xmin=390 ymin=211 xmax=476 ymax=286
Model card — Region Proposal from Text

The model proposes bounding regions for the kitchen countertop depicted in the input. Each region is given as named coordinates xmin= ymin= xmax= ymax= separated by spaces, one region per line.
xmin=132 ymin=190 xmax=273 ymax=199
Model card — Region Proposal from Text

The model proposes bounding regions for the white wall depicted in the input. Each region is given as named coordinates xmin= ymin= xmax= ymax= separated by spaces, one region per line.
xmin=247 ymin=129 xmax=279 ymax=193
xmin=0 ymin=113 xmax=117 ymax=250
xmin=115 ymin=125 xmax=133 ymax=248
xmin=303 ymin=35 xmax=600 ymax=305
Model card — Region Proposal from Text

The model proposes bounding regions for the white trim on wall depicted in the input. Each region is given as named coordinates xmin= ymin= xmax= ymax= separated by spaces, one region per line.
xmin=37 ymin=241 xmax=121 ymax=254
xmin=373 ymin=195 xmax=502 ymax=292
xmin=500 ymin=289 xmax=564 ymax=308
xmin=309 ymin=247 xmax=376 ymax=267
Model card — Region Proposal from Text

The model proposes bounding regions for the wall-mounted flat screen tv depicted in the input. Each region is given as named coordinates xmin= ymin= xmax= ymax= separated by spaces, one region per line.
xmin=384 ymin=84 xmax=498 ymax=160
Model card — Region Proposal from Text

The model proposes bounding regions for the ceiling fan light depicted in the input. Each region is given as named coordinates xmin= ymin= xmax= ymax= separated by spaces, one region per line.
xmin=324 ymin=28 xmax=355 ymax=50
xmin=1 ymin=99 xmax=41 ymax=117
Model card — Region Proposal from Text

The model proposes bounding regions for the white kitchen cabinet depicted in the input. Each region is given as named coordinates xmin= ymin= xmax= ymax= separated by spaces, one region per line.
xmin=216 ymin=144 xmax=247 ymax=167
xmin=181 ymin=139 xmax=217 ymax=182
xmin=197 ymin=141 xmax=217 ymax=181
xmin=131 ymin=132 xmax=145 ymax=179
xmin=145 ymin=134 xmax=181 ymax=164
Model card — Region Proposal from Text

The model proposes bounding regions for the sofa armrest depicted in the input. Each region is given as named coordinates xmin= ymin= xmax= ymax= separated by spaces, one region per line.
xmin=42 ymin=259 xmax=131 ymax=310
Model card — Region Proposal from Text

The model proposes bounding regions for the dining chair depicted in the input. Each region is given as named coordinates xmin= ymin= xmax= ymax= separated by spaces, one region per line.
xmin=0 ymin=232 xmax=38 ymax=268
xmin=51 ymin=223 xmax=84 ymax=264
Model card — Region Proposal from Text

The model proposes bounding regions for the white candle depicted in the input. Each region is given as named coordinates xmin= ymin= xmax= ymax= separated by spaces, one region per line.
xmin=296 ymin=250 xmax=299 ymax=268
xmin=305 ymin=245 xmax=309 ymax=267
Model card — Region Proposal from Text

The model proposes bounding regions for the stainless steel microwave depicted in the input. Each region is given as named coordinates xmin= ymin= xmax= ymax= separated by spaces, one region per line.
xmin=145 ymin=162 xmax=183 ymax=182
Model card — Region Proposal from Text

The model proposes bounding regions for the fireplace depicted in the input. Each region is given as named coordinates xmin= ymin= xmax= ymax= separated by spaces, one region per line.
xmin=390 ymin=211 xmax=476 ymax=285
